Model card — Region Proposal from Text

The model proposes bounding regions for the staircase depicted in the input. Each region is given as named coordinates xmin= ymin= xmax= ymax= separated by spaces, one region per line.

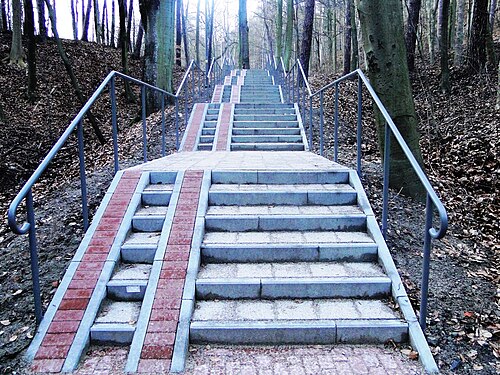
xmin=25 ymin=67 xmax=437 ymax=374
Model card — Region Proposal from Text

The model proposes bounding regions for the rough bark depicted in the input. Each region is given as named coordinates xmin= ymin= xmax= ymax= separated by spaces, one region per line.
xmin=439 ymin=0 xmax=450 ymax=93
xmin=24 ymin=0 xmax=37 ymax=102
xmin=427 ymin=0 xmax=438 ymax=64
xmin=238 ymin=0 xmax=250 ymax=68
xmin=276 ymin=0 xmax=283 ymax=58
xmin=102 ymin=0 xmax=107 ymax=44
xmin=71 ymin=0 xmax=78 ymax=40
xmin=496 ymin=61 xmax=500 ymax=110
xmin=175 ymin=0 xmax=182 ymax=66
xmin=284 ymin=0 xmax=294 ymax=69
xmin=356 ymin=0 xmax=425 ymax=197
xmin=466 ymin=0 xmax=488 ymax=72
xmin=44 ymin=0 xmax=105 ymax=144
xmin=132 ymin=21 xmax=143 ymax=58
xmin=140 ymin=0 xmax=159 ymax=112
xmin=453 ymin=0 xmax=464 ymax=64
xmin=36 ymin=0 xmax=47 ymax=41
xmin=343 ymin=0 xmax=352 ymax=75
xmin=448 ymin=0 xmax=456 ymax=47
xmin=405 ymin=0 xmax=422 ymax=71
xmin=299 ymin=0 xmax=315 ymax=78
xmin=9 ymin=0 xmax=24 ymax=66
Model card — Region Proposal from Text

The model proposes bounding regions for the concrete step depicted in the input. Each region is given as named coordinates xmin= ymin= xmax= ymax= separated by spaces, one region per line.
xmin=234 ymin=109 xmax=296 ymax=115
xmin=200 ymin=243 xmax=379 ymax=263
xmin=232 ymin=128 xmax=300 ymax=136
xmin=202 ymin=128 xmax=216 ymax=135
xmin=204 ymin=121 xmax=217 ymax=128
xmin=233 ymin=115 xmax=297 ymax=122
xmin=141 ymin=184 xmax=173 ymax=206
xmin=132 ymin=206 xmax=168 ymax=232
xmin=205 ymin=115 xmax=218 ymax=121
xmin=90 ymin=300 xmax=140 ymax=345
xmin=232 ymin=121 xmax=299 ymax=129
xmin=231 ymin=143 xmax=305 ymax=151
xmin=198 ymin=144 xmax=213 ymax=151
xmin=239 ymin=99 xmax=282 ymax=104
xmin=199 ymin=135 xmax=214 ymax=143
xmin=235 ymin=104 xmax=293 ymax=109
xmin=210 ymin=171 xmax=350 ymax=185
xmin=231 ymin=135 xmax=303 ymax=144
xmin=190 ymin=299 xmax=407 ymax=344
xmin=107 ymin=264 xmax=151 ymax=301
xmin=121 ymin=232 xmax=160 ymax=263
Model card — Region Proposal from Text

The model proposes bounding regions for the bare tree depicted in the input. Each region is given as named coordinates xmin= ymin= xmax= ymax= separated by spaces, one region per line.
xmin=284 ymin=0 xmax=294 ymax=68
xmin=24 ymin=0 xmax=37 ymax=101
xmin=195 ymin=0 xmax=200 ymax=63
xmin=82 ymin=0 xmax=92 ymax=41
xmin=467 ymin=0 xmax=488 ymax=71
xmin=300 ymin=0 xmax=315 ymax=78
xmin=343 ymin=0 xmax=352 ymax=75
xmin=405 ymin=0 xmax=422 ymax=71
xmin=276 ymin=0 xmax=283 ymax=58
xmin=71 ymin=0 xmax=78 ymax=40
xmin=176 ymin=0 xmax=182 ymax=66
xmin=239 ymin=0 xmax=250 ymax=68
xmin=0 ymin=0 xmax=7 ymax=31
xmin=9 ymin=0 xmax=24 ymax=66
xmin=36 ymin=0 xmax=47 ymax=40
xmin=453 ymin=0 xmax=465 ymax=64
xmin=439 ymin=0 xmax=450 ymax=93
xmin=182 ymin=0 xmax=190 ymax=65
xmin=93 ymin=0 xmax=102 ymax=43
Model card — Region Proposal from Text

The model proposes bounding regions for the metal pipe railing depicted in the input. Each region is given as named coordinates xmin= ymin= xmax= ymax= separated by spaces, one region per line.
xmin=7 ymin=60 xmax=222 ymax=323
xmin=269 ymin=58 xmax=448 ymax=332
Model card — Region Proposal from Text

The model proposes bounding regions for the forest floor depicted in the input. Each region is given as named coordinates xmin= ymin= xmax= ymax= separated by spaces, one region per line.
xmin=0 ymin=32 xmax=498 ymax=374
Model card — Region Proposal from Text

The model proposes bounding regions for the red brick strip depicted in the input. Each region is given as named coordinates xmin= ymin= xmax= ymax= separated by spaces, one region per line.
xmin=224 ymin=76 xmax=232 ymax=85
xmin=211 ymin=85 xmax=223 ymax=103
xmin=31 ymin=170 xmax=141 ymax=373
xmin=137 ymin=170 xmax=203 ymax=373
xmin=215 ymin=104 xmax=233 ymax=151
xmin=241 ymin=69 xmax=247 ymax=77
xmin=181 ymin=104 xmax=206 ymax=151
xmin=230 ymin=85 xmax=240 ymax=103
xmin=237 ymin=76 xmax=244 ymax=86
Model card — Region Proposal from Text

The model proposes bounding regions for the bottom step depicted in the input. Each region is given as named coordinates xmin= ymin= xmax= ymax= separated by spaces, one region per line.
xmin=190 ymin=320 xmax=408 ymax=344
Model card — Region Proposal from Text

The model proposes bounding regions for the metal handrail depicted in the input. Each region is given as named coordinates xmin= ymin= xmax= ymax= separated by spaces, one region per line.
xmin=273 ymin=59 xmax=448 ymax=332
xmin=7 ymin=63 xmax=219 ymax=323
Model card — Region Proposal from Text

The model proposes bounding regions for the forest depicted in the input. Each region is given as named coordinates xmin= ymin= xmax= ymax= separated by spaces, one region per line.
xmin=0 ymin=0 xmax=498 ymax=373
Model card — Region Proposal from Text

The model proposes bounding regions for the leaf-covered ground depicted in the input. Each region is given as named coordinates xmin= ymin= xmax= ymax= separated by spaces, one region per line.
xmin=0 ymin=32 xmax=498 ymax=374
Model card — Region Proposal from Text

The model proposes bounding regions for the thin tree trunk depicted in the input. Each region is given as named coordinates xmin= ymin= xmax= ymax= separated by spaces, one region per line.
xmin=175 ymin=0 xmax=182 ymax=66
xmin=333 ymin=5 xmax=337 ymax=72
xmin=140 ymin=0 xmax=160 ymax=112
xmin=326 ymin=0 xmax=333 ymax=67
xmin=299 ymin=0 xmax=315 ymax=78
xmin=132 ymin=21 xmax=143 ymax=58
xmin=93 ymin=0 xmax=101 ymax=43
xmin=427 ymin=0 xmax=438 ymax=64
xmin=467 ymin=0 xmax=488 ymax=71
xmin=294 ymin=2 xmax=300 ymax=59
xmin=127 ymin=0 xmax=133 ymax=47
xmin=71 ymin=0 xmax=78 ymax=40
xmin=9 ymin=0 xmax=24 ymax=65
xmin=448 ymin=0 xmax=456 ymax=47
xmin=101 ymin=0 xmax=107 ymax=44
xmin=111 ymin=0 xmax=116 ymax=47
xmin=82 ymin=0 xmax=92 ymax=41
xmin=350 ymin=0 xmax=358 ymax=70
xmin=238 ymin=0 xmax=250 ymax=68
xmin=284 ymin=0 xmax=294 ymax=69
xmin=36 ymin=0 xmax=47 ymax=40
xmin=24 ymin=0 xmax=37 ymax=101
xmin=157 ymin=0 xmax=175 ymax=95
xmin=405 ymin=0 xmax=422 ymax=71
xmin=182 ymin=0 xmax=190 ymax=65
xmin=276 ymin=0 xmax=283 ymax=58
xmin=43 ymin=0 xmax=105 ymax=144
xmin=195 ymin=0 xmax=200 ymax=63
xmin=0 ymin=0 xmax=7 ymax=31
xmin=263 ymin=0 xmax=274 ymax=58
xmin=496 ymin=61 xmax=500 ymax=110
xmin=206 ymin=0 xmax=215 ymax=66
xmin=453 ymin=0 xmax=464 ymax=64
xmin=356 ymin=0 xmax=425 ymax=197
xmin=343 ymin=0 xmax=352 ymax=75
xmin=489 ymin=0 xmax=497 ymax=33
xmin=439 ymin=0 xmax=450 ymax=93
xmin=118 ymin=0 xmax=133 ymax=100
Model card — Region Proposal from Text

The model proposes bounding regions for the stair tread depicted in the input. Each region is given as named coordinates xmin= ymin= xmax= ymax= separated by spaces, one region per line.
xmin=210 ymin=184 xmax=354 ymax=192
xmin=143 ymin=184 xmax=174 ymax=192
xmin=192 ymin=299 xmax=402 ymax=322
xmin=134 ymin=206 xmax=168 ymax=216
xmin=123 ymin=232 xmax=161 ymax=246
xmin=109 ymin=263 xmax=151 ymax=281
xmin=95 ymin=300 xmax=141 ymax=325
xmin=206 ymin=205 xmax=363 ymax=216
xmin=197 ymin=262 xmax=385 ymax=279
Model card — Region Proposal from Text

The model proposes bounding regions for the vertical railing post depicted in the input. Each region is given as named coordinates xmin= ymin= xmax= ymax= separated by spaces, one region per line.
xmin=110 ymin=76 xmax=119 ymax=173
xmin=334 ymin=83 xmax=339 ymax=162
xmin=357 ymin=74 xmax=363 ymax=177
xmin=297 ymin=77 xmax=301 ymax=116
xmin=161 ymin=93 xmax=166 ymax=157
xmin=77 ymin=120 xmax=89 ymax=231
xmin=141 ymin=86 xmax=147 ymax=162
xmin=420 ymin=194 xmax=433 ymax=332
xmin=26 ymin=190 xmax=42 ymax=324
xmin=292 ymin=68 xmax=296 ymax=103
xmin=184 ymin=88 xmax=188 ymax=127
xmin=320 ymin=90 xmax=324 ymax=156
xmin=382 ymin=122 xmax=391 ymax=239
xmin=175 ymin=97 xmax=180 ymax=150
xmin=308 ymin=96 xmax=313 ymax=150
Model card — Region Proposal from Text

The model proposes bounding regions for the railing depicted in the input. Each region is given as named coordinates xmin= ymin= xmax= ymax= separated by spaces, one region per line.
xmin=7 ymin=60 xmax=221 ymax=324
xmin=270 ymin=58 xmax=448 ymax=332
xmin=206 ymin=58 xmax=227 ymax=97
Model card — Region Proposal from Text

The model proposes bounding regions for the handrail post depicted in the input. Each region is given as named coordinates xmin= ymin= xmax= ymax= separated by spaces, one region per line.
xmin=184 ymin=88 xmax=188 ymax=127
xmin=161 ymin=93 xmax=166 ymax=157
xmin=320 ymin=91 xmax=324 ymax=156
xmin=357 ymin=75 xmax=363 ymax=177
xmin=77 ymin=120 xmax=89 ymax=231
xmin=110 ymin=77 xmax=119 ymax=173
xmin=175 ymin=97 xmax=180 ymax=150
xmin=382 ymin=122 xmax=391 ymax=239
xmin=308 ymin=96 xmax=313 ymax=150
xmin=27 ymin=189 xmax=42 ymax=324
xmin=141 ymin=86 xmax=147 ymax=162
xmin=420 ymin=194 xmax=433 ymax=332
xmin=334 ymin=83 xmax=339 ymax=162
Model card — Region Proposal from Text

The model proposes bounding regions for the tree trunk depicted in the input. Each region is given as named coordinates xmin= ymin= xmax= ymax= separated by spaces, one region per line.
xmin=326 ymin=0 xmax=333 ymax=67
xmin=343 ymin=0 xmax=352 ymax=75
xmin=448 ymin=0 xmax=456 ymax=47
xmin=111 ymin=0 xmax=116 ymax=47
xmin=206 ymin=0 xmax=214 ymax=65
xmin=36 ymin=0 xmax=47 ymax=41
xmin=82 ymin=0 xmax=92 ymax=41
xmin=132 ymin=21 xmax=143 ymax=58
xmin=427 ymin=0 xmax=438 ymax=65
xmin=118 ymin=0 xmax=133 ymax=100
xmin=24 ymin=0 xmax=37 ymax=101
xmin=44 ymin=0 xmax=105 ymax=144
xmin=453 ymin=0 xmax=464 ymax=64
xmin=489 ymin=0 xmax=497 ymax=33
xmin=439 ymin=0 xmax=450 ymax=93
xmin=284 ymin=0 xmax=294 ymax=69
xmin=182 ymin=0 xmax=190 ymax=65
xmin=71 ymin=0 xmax=78 ymax=40
xmin=294 ymin=3 xmax=300 ymax=59
xmin=333 ymin=5 xmax=337 ymax=72
xmin=299 ymin=0 xmax=315 ymax=78
xmin=9 ymin=0 xmax=24 ymax=66
xmin=276 ymin=0 xmax=283 ymax=58
xmin=467 ymin=0 xmax=488 ymax=72
xmin=263 ymin=0 xmax=274 ymax=59
xmin=238 ymin=0 xmax=250 ymax=68
xmin=195 ymin=0 xmax=200 ymax=63
xmin=102 ymin=0 xmax=107 ymax=44
xmin=93 ymin=0 xmax=101 ymax=43
xmin=175 ymin=0 xmax=182 ymax=66
xmin=0 ymin=0 xmax=7 ymax=31
xmin=405 ymin=0 xmax=422 ymax=71
xmin=356 ymin=0 xmax=425 ymax=197
xmin=127 ymin=0 xmax=134 ymax=47
xmin=350 ymin=0 xmax=358 ymax=70
xmin=0 ymin=100 xmax=5 ymax=122
xmin=496 ymin=61 xmax=500 ymax=110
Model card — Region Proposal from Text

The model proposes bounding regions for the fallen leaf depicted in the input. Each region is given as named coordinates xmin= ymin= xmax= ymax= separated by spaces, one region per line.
xmin=0 ymin=320 xmax=11 ymax=326
xmin=9 ymin=335 xmax=17 ymax=342
xmin=11 ymin=289 xmax=22 ymax=296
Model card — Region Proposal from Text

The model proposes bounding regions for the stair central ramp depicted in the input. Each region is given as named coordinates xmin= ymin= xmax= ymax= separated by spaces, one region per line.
xmin=7 ymin=56 xmax=447 ymax=374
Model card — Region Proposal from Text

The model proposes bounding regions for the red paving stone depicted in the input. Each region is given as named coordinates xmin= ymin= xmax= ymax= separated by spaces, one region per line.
xmin=211 ymin=85 xmax=223 ymax=103
xmin=182 ymin=104 xmax=206 ymax=151
xmin=216 ymin=103 xmax=232 ymax=151
xmin=230 ymin=85 xmax=240 ymax=103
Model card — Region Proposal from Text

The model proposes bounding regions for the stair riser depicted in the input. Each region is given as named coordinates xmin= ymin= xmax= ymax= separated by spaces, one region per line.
xmin=233 ymin=121 xmax=299 ymax=129
xmin=231 ymin=144 xmax=305 ymax=151
xmin=121 ymin=246 xmax=156 ymax=264
xmin=132 ymin=217 xmax=165 ymax=232
xmin=195 ymin=279 xmax=391 ymax=299
xmin=90 ymin=326 xmax=135 ymax=346
xmin=210 ymin=171 xmax=350 ymax=184
xmin=141 ymin=192 xmax=171 ymax=206
xmin=231 ymin=136 xmax=303 ymax=143
xmin=204 ymin=215 xmax=366 ymax=231
xmin=232 ymin=128 xmax=301 ymax=135
xmin=208 ymin=192 xmax=357 ymax=206
xmin=107 ymin=283 xmax=147 ymax=301
xmin=234 ymin=110 xmax=295 ymax=115
xmin=201 ymin=245 xmax=378 ymax=263
xmin=198 ymin=145 xmax=213 ymax=151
